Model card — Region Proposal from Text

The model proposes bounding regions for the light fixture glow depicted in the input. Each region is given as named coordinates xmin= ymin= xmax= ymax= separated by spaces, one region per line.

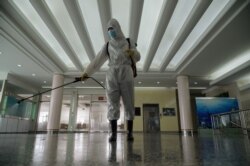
xmin=77 ymin=0 xmax=108 ymax=70
xmin=236 ymin=73 xmax=250 ymax=90
xmin=137 ymin=0 xmax=164 ymax=70
xmin=211 ymin=49 xmax=250 ymax=79
xmin=17 ymin=64 xmax=22 ymax=67
xmin=45 ymin=0 xmax=89 ymax=67
xmin=110 ymin=0 xmax=131 ymax=37
xmin=150 ymin=0 xmax=197 ymax=71
xmin=32 ymin=73 xmax=36 ymax=76
xmin=166 ymin=0 xmax=235 ymax=70
xmin=12 ymin=0 xmax=76 ymax=69
xmin=78 ymin=0 xmax=105 ymax=53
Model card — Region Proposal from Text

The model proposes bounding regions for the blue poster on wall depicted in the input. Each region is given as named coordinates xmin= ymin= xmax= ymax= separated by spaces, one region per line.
xmin=195 ymin=97 xmax=239 ymax=128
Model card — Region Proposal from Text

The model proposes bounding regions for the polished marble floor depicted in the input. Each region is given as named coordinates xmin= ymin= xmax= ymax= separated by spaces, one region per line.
xmin=0 ymin=131 xmax=250 ymax=166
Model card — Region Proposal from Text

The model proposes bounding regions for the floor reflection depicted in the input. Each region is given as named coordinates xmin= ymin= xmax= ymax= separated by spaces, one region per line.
xmin=0 ymin=132 xmax=250 ymax=166
xmin=180 ymin=134 xmax=201 ymax=165
xmin=126 ymin=142 xmax=142 ymax=163
xmin=108 ymin=142 xmax=118 ymax=163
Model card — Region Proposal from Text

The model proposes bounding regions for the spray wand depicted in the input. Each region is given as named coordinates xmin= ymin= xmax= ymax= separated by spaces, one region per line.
xmin=17 ymin=77 xmax=105 ymax=104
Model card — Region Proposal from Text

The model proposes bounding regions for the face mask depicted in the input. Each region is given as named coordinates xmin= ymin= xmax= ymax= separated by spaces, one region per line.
xmin=108 ymin=30 xmax=117 ymax=39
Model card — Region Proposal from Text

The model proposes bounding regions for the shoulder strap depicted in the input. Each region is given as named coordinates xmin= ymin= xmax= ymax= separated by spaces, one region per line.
xmin=126 ymin=38 xmax=137 ymax=47
xmin=106 ymin=38 xmax=136 ymax=59
xmin=126 ymin=38 xmax=137 ymax=77
xmin=126 ymin=38 xmax=131 ymax=48
xmin=106 ymin=42 xmax=110 ymax=58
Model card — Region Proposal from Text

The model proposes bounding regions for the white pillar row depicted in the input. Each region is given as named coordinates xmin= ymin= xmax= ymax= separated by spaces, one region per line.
xmin=0 ymin=80 xmax=7 ymax=114
xmin=181 ymin=136 xmax=198 ymax=163
xmin=0 ymin=80 xmax=7 ymax=102
xmin=47 ymin=74 xmax=64 ymax=133
xmin=32 ymin=95 xmax=42 ymax=132
xmin=177 ymin=75 xmax=194 ymax=135
xmin=68 ymin=91 xmax=78 ymax=131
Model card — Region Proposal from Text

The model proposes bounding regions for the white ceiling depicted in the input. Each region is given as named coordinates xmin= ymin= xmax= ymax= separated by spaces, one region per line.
xmin=0 ymin=0 xmax=250 ymax=94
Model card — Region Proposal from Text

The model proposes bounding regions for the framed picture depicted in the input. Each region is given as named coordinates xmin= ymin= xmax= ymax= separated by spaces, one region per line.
xmin=135 ymin=107 xmax=141 ymax=116
xmin=162 ymin=108 xmax=175 ymax=116
xmin=195 ymin=97 xmax=239 ymax=128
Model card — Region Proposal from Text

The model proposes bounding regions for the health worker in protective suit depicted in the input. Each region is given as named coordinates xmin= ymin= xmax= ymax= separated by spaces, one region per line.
xmin=77 ymin=18 xmax=140 ymax=142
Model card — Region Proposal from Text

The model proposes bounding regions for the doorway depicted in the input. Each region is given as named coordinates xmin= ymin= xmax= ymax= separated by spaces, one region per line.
xmin=90 ymin=101 xmax=109 ymax=132
xmin=143 ymin=104 xmax=160 ymax=132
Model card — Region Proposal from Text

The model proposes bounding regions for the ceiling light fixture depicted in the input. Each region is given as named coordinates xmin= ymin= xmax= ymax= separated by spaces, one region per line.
xmin=137 ymin=0 xmax=165 ymax=70
xmin=46 ymin=0 xmax=89 ymax=67
xmin=43 ymin=81 xmax=47 ymax=84
xmin=166 ymin=0 xmax=235 ymax=70
xmin=12 ymin=0 xmax=76 ymax=70
xmin=151 ymin=0 xmax=197 ymax=71
xmin=17 ymin=64 xmax=22 ymax=67
xmin=157 ymin=81 xmax=160 ymax=84
xmin=211 ymin=49 xmax=250 ymax=80
xmin=110 ymin=0 xmax=131 ymax=37
xmin=32 ymin=73 xmax=36 ymax=76
xmin=138 ymin=81 xmax=142 ymax=84
xmin=78 ymin=0 xmax=105 ymax=54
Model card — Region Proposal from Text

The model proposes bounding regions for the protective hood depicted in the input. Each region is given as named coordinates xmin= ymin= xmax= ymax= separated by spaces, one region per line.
xmin=107 ymin=18 xmax=125 ymax=40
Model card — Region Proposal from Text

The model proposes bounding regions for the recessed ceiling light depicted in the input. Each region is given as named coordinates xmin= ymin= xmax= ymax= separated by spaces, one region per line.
xmin=157 ymin=81 xmax=160 ymax=84
xmin=0 ymin=51 xmax=2 ymax=54
xmin=17 ymin=64 xmax=22 ymax=67
xmin=32 ymin=73 xmax=36 ymax=76
xmin=138 ymin=81 xmax=142 ymax=84
xmin=43 ymin=81 xmax=47 ymax=84
xmin=194 ymin=82 xmax=198 ymax=85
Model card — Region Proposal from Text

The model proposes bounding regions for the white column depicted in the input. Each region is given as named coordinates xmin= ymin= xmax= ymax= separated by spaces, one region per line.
xmin=0 ymin=80 xmax=7 ymax=115
xmin=177 ymin=75 xmax=194 ymax=135
xmin=32 ymin=95 xmax=42 ymax=132
xmin=47 ymin=74 xmax=64 ymax=133
xmin=181 ymin=136 xmax=198 ymax=164
xmin=68 ymin=91 xmax=78 ymax=131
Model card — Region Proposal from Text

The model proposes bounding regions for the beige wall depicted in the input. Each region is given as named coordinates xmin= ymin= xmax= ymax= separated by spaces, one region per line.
xmin=134 ymin=87 xmax=179 ymax=132
xmin=239 ymin=89 xmax=250 ymax=109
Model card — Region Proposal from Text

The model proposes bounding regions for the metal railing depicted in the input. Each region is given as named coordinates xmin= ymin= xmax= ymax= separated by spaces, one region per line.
xmin=211 ymin=109 xmax=250 ymax=136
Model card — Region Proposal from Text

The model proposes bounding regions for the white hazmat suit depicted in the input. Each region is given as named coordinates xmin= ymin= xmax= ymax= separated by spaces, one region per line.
xmin=83 ymin=18 xmax=140 ymax=121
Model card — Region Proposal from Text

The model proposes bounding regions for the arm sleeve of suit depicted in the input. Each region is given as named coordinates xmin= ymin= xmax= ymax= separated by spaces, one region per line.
xmin=84 ymin=44 xmax=108 ymax=76
xmin=129 ymin=38 xmax=140 ymax=62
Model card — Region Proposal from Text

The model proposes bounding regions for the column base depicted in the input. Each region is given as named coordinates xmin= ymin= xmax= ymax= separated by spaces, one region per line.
xmin=47 ymin=129 xmax=59 ymax=134
xmin=181 ymin=129 xmax=197 ymax=136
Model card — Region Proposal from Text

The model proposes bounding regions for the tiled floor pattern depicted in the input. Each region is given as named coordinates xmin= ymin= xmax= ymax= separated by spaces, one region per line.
xmin=0 ymin=131 xmax=250 ymax=166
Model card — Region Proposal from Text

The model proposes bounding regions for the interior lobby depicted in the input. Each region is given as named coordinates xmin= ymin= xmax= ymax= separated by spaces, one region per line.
xmin=1 ymin=0 xmax=250 ymax=165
